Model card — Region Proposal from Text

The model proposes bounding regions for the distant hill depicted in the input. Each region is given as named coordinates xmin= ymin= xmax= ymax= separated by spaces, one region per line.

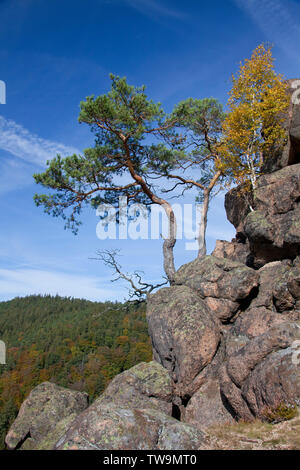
xmin=0 ymin=295 xmax=152 ymax=449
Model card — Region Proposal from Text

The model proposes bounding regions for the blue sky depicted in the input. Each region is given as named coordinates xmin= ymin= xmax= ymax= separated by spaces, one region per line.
xmin=0 ymin=0 xmax=299 ymax=301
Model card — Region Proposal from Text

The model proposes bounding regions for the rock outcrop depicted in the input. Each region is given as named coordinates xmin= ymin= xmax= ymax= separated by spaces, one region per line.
xmin=147 ymin=255 xmax=300 ymax=426
xmin=174 ymin=255 xmax=259 ymax=321
xmin=245 ymin=165 xmax=300 ymax=267
xmin=144 ymin=83 xmax=300 ymax=431
xmin=222 ymin=323 xmax=300 ymax=418
xmin=6 ymin=79 xmax=300 ymax=450
xmin=182 ymin=377 xmax=235 ymax=429
xmin=53 ymin=361 xmax=206 ymax=450
xmin=54 ymin=406 xmax=206 ymax=450
xmin=5 ymin=382 xmax=89 ymax=450
xmin=225 ymin=80 xmax=300 ymax=268
xmin=174 ymin=256 xmax=259 ymax=303
xmin=90 ymin=361 xmax=173 ymax=415
xmin=147 ymin=285 xmax=220 ymax=395
xmin=212 ymin=237 xmax=250 ymax=265
xmin=225 ymin=164 xmax=300 ymax=267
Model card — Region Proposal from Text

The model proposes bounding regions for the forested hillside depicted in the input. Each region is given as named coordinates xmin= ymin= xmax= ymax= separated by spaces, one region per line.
xmin=0 ymin=295 xmax=152 ymax=449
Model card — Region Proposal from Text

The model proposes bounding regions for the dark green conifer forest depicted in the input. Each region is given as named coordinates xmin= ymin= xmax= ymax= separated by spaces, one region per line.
xmin=0 ymin=295 xmax=152 ymax=449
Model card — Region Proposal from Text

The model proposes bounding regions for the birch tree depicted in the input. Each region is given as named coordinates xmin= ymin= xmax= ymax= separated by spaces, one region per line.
xmin=219 ymin=44 xmax=289 ymax=191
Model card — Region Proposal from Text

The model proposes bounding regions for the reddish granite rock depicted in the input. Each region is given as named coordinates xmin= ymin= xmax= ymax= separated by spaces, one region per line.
xmin=54 ymin=405 xmax=206 ymax=450
xmin=5 ymin=382 xmax=89 ymax=450
xmin=147 ymin=285 xmax=220 ymax=395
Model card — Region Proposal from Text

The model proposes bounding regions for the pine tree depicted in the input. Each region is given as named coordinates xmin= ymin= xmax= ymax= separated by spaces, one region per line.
xmin=34 ymin=75 xmax=179 ymax=283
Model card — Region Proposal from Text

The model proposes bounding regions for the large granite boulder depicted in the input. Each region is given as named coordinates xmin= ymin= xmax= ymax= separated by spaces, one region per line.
xmin=26 ymin=414 xmax=79 ymax=451
xmin=244 ymin=164 xmax=300 ymax=266
xmin=174 ymin=256 xmax=258 ymax=302
xmin=225 ymin=164 xmax=300 ymax=267
xmin=241 ymin=346 xmax=300 ymax=419
xmin=225 ymin=186 xmax=252 ymax=231
xmin=174 ymin=255 xmax=259 ymax=322
xmin=51 ymin=362 xmax=201 ymax=450
xmin=229 ymin=307 xmax=289 ymax=341
xmin=5 ymin=382 xmax=89 ymax=450
xmin=182 ymin=377 xmax=234 ymax=429
xmin=6 ymin=362 xmax=174 ymax=451
xmin=220 ymin=322 xmax=300 ymax=420
xmin=54 ymin=405 xmax=206 ymax=450
xmin=272 ymin=260 xmax=300 ymax=313
xmin=93 ymin=361 xmax=173 ymax=415
xmin=147 ymin=285 xmax=220 ymax=396
xmin=227 ymin=260 xmax=300 ymax=344
xmin=250 ymin=261 xmax=293 ymax=310
xmin=212 ymin=237 xmax=251 ymax=265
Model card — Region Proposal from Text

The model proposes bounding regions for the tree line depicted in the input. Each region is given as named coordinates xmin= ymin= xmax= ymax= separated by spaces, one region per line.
xmin=0 ymin=295 xmax=152 ymax=449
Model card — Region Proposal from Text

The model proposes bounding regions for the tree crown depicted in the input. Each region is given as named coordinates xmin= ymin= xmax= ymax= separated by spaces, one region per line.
xmin=147 ymin=97 xmax=226 ymax=201
xmin=218 ymin=44 xmax=289 ymax=188
xmin=33 ymin=75 xmax=177 ymax=232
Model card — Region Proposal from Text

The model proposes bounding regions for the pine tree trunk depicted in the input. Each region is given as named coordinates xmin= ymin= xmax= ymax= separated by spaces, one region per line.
xmin=161 ymin=202 xmax=177 ymax=284
xmin=197 ymin=191 xmax=209 ymax=258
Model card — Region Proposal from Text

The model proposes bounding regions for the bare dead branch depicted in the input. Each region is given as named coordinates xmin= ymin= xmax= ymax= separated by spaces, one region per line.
xmin=91 ymin=249 xmax=168 ymax=302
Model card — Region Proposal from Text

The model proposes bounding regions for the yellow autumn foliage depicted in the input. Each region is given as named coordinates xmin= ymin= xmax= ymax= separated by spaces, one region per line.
xmin=219 ymin=44 xmax=290 ymax=189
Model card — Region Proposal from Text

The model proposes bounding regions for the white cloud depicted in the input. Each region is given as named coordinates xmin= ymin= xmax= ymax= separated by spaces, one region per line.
xmin=0 ymin=115 xmax=79 ymax=167
xmin=234 ymin=0 xmax=300 ymax=62
xmin=0 ymin=267 xmax=121 ymax=302
xmin=124 ymin=0 xmax=187 ymax=21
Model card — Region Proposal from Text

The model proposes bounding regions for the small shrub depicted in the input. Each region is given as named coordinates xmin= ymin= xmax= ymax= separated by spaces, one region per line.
xmin=261 ymin=402 xmax=298 ymax=424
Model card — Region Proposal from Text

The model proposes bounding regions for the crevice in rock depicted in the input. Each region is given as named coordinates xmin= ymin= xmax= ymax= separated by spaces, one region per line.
xmin=154 ymin=426 xmax=163 ymax=448
xmin=222 ymin=312 xmax=240 ymax=326
xmin=171 ymin=393 xmax=192 ymax=421
xmin=238 ymin=285 xmax=260 ymax=312
xmin=241 ymin=390 xmax=260 ymax=419
xmin=220 ymin=391 xmax=239 ymax=421
xmin=251 ymin=243 xmax=300 ymax=268
xmin=246 ymin=253 xmax=255 ymax=268
xmin=289 ymin=140 xmax=300 ymax=165
xmin=236 ymin=232 xmax=247 ymax=244
xmin=14 ymin=431 xmax=31 ymax=450
xmin=172 ymin=403 xmax=181 ymax=421
xmin=181 ymin=395 xmax=191 ymax=408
